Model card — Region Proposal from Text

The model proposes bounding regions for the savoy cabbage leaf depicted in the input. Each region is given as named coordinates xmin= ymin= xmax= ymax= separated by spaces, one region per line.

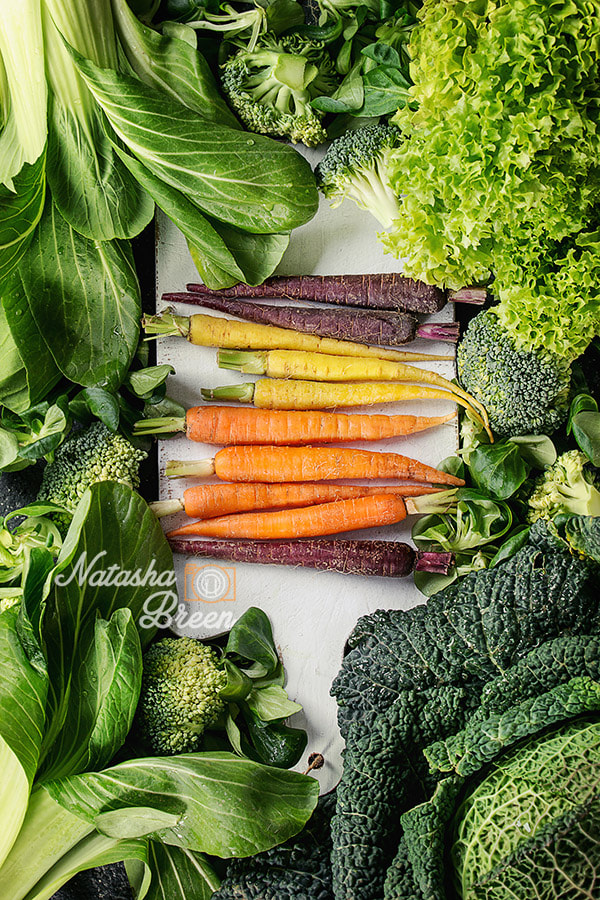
xmin=331 ymin=524 xmax=600 ymax=900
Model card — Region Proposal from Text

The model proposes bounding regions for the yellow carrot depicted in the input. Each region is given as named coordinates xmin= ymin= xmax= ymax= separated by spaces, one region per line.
xmin=202 ymin=378 xmax=486 ymax=431
xmin=143 ymin=309 xmax=455 ymax=363
xmin=218 ymin=348 xmax=489 ymax=431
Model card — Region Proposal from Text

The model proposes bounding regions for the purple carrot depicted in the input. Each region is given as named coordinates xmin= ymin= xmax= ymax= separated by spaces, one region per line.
xmin=448 ymin=287 xmax=487 ymax=304
xmin=168 ymin=537 xmax=453 ymax=578
xmin=186 ymin=273 xmax=447 ymax=314
xmin=162 ymin=293 xmax=459 ymax=345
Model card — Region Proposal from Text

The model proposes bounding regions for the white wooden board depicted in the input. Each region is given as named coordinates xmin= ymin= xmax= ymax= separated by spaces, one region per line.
xmin=156 ymin=147 xmax=459 ymax=792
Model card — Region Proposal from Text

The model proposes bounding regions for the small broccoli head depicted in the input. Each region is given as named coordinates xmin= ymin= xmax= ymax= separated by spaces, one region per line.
xmin=315 ymin=124 xmax=402 ymax=227
xmin=220 ymin=33 xmax=338 ymax=147
xmin=457 ymin=310 xmax=571 ymax=437
xmin=137 ymin=637 xmax=228 ymax=755
xmin=527 ymin=451 xmax=600 ymax=524
xmin=37 ymin=423 xmax=147 ymax=530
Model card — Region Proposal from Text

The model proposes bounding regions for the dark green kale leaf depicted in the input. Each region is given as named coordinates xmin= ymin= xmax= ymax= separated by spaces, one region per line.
xmin=330 ymin=530 xmax=600 ymax=900
xmin=332 ymin=535 xmax=599 ymax=738
xmin=332 ymin=685 xmax=480 ymax=900
xmin=212 ymin=793 xmax=335 ymax=900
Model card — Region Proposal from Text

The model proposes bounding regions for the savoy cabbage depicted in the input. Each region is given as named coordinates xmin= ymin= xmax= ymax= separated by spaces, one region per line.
xmin=330 ymin=521 xmax=600 ymax=899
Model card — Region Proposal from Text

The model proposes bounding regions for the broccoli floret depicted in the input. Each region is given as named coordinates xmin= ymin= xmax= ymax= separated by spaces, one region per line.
xmin=527 ymin=451 xmax=600 ymax=524
xmin=136 ymin=637 xmax=228 ymax=755
xmin=457 ymin=309 xmax=571 ymax=437
xmin=220 ymin=33 xmax=338 ymax=147
xmin=37 ymin=423 xmax=147 ymax=529
xmin=315 ymin=124 xmax=402 ymax=227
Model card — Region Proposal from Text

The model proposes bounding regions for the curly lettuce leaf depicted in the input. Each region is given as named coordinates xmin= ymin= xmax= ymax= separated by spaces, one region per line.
xmin=382 ymin=0 xmax=600 ymax=358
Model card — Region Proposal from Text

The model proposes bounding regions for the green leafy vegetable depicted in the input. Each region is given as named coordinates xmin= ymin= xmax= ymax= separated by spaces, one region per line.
xmin=74 ymin=49 xmax=319 ymax=232
xmin=330 ymin=522 xmax=600 ymax=899
xmin=0 ymin=154 xmax=46 ymax=284
xmin=213 ymin=793 xmax=336 ymax=900
xmin=10 ymin=198 xmax=141 ymax=389
xmin=111 ymin=0 xmax=240 ymax=126
xmin=143 ymin=842 xmax=220 ymax=900
xmin=0 ymin=483 xmax=319 ymax=899
xmin=568 ymin=393 xmax=600 ymax=467
xmin=384 ymin=0 xmax=600 ymax=364
xmin=451 ymin=719 xmax=600 ymax=899
xmin=0 ymin=295 xmax=62 ymax=416
xmin=468 ymin=442 xmax=528 ymax=501
xmin=0 ymin=2 xmax=47 ymax=190
xmin=412 ymin=488 xmax=514 ymax=594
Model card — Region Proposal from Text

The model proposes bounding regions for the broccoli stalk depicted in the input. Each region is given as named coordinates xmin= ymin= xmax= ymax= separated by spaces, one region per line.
xmin=315 ymin=124 xmax=402 ymax=228
xmin=220 ymin=33 xmax=339 ymax=146
xmin=188 ymin=3 xmax=267 ymax=51
xmin=527 ymin=451 xmax=600 ymax=524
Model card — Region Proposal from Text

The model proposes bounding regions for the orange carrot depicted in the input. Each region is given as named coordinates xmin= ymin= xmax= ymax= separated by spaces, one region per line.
xmin=165 ymin=445 xmax=465 ymax=486
xmin=167 ymin=494 xmax=409 ymax=539
xmin=135 ymin=406 xmax=457 ymax=444
xmin=152 ymin=482 xmax=442 ymax=520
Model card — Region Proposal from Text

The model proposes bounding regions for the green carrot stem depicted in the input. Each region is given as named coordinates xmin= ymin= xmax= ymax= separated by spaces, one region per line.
xmin=165 ymin=459 xmax=215 ymax=479
xmin=217 ymin=349 xmax=267 ymax=374
xmin=406 ymin=489 xmax=457 ymax=516
xmin=201 ymin=383 xmax=256 ymax=403
xmin=150 ymin=499 xmax=185 ymax=517
xmin=143 ymin=311 xmax=190 ymax=339
xmin=133 ymin=417 xmax=186 ymax=436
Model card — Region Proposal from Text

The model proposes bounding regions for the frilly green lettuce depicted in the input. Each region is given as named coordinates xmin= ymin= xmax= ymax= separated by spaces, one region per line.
xmin=382 ymin=0 xmax=600 ymax=358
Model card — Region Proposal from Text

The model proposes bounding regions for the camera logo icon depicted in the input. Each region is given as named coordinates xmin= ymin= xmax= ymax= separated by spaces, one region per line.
xmin=184 ymin=564 xmax=236 ymax=603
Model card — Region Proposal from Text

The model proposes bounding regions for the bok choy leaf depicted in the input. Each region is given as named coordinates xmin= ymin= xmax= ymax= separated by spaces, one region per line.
xmin=42 ymin=0 xmax=154 ymax=240
xmin=141 ymin=843 xmax=220 ymax=900
xmin=72 ymin=50 xmax=319 ymax=233
xmin=0 ymin=292 xmax=61 ymax=415
xmin=115 ymin=146 xmax=290 ymax=288
xmin=11 ymin=198 xmax=141 ymax=390
xmin=0 ymin=154 xmax=46 ymax=284
xmin=0 ymin=0 xmax=47 ymax=190
xmin=0 ymin=603 xmax=47 ymax=866
xmin=110 ymin=0 xmax=239 ymax=127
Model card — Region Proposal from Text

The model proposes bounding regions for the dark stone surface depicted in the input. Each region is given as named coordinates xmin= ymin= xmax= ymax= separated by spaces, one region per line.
xmin=53 ymin=864 xmax=133 ymax=900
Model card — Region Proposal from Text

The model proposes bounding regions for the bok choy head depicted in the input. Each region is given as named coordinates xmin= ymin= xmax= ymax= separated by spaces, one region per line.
xmin=0 ymin=483 xmax=319 ymax=900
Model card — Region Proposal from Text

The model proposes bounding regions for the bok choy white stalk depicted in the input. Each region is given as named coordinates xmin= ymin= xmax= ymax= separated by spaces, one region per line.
xmin=0 ymin=0 xmax=318 ymax=416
